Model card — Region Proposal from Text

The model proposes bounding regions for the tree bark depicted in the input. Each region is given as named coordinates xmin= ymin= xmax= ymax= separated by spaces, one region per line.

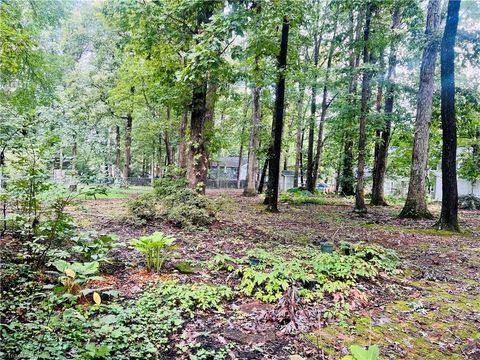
xmin=340 ymin=10 xmax=363 ymax=196
xmin=436 ymin=0 xmax=461 ymax=231
xmin=115 ymin=125 xmax=121 ymax=178
xmin=187 ymin=82 xmax=209 ymax=193
xmin=265 ymin=16 xmax=289 ymax=212
xmin=186 ymin=4 xmax=214 ymax=194
xmin=313 ymin=20 xmax=337 ymax=185
xmin=178 ymin=111 xmax=188 ymax=168
xmin=400 ymin=0 xmax=441 ymax=219
xmin=258 ymin=158 xmax=268 ymax=194
xmin=294 ymin=82 xmax=305 ymax=188
xmin=371 ymin=8 xmax=401 ymax=206
xmin=306 ymin=31 xmax=322 ymax=193
xmin=122 ymin=114 xmax=132 ymax=179
xmin=237 ymin=120 xmax=246 ymax=189
xmin=354 ymin=5 xmax=374 ymax=213
xmin=244 ymin=77 xmax=261 ymax=196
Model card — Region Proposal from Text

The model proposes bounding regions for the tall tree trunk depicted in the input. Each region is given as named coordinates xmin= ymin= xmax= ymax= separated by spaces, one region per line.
xmin=340 ymin=10 xmax=363 ymax=196
xmin=187 ymin=83 xmax=209 ymax=193
xmin=354 ymin=4 xmax=374 ymax=213
xmin=294 ymin=82 xmax=305 ymax=188
xmin=300 ymin=130 xmax=305 ymax=186
xmin=237 ymin=121 xmax=246 ymax=189
xmin=178 ymin=111 xmax=188 ymax=168
xmin=164 ymin=130 xmax=172 ymax=166
xmin=258 ymin=158 xmax=268 ymax=194
xmin=313 ymin=20 xmax=337 ymax=184
xmin=306 ymin=32 xmax=322 ymax=193
xmin=115 ymin=125 xmax=121 ymax=178
xmin=72 ymin=141 xmax=77 ymax=174
xmin=340 ymin=139 xmax=355 ymax=195
xmin=436 ymin=0 xmax=461 ymax=231
xmin=123 ymin=114 xmax=132 ymax=179
xmin=244 ymin=78 xmax=260 ymax=196
xmin=186 ymin=4 xmax=214 ymax=194
xmin=400 ymin=0 xmax=441 ymax=218
xmin=204 ymin=82 xmax=217 ymax=148
xmin=371 ymin=8 xmax=401 ymax=206
xmin=265 ymin=16 xmax=289 ymax=212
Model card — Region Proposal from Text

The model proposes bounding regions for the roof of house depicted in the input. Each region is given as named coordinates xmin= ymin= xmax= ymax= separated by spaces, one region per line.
xmin=210 ymin=156 xmax=248 ymax=168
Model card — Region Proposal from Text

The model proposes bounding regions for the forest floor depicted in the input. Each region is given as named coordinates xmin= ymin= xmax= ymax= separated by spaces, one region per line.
xmin=71 ymin=189 xmax=480 ymax=360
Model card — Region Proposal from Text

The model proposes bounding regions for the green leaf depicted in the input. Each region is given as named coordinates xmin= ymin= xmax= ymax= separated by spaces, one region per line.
xmin=349 ymin=345 xmax=380 ymax=360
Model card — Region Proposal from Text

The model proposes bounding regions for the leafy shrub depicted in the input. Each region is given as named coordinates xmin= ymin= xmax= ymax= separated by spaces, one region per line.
xmin=153 ymin=166 xmax=187 ymax=196
xmin=458 ymin=194 xmax=480 ymax=210
xmin=129 ymin=232 xmax=176 ymax=272
xmin=128 ymin=168 xmax=216 ymax=228
xmin=161 ymin=188 xmax=216 ymax=228
xmin=127 ymin=193 xmax=160 ymax=221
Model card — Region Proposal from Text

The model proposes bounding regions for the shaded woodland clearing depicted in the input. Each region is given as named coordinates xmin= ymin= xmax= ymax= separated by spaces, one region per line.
xmin=1 ymin=0 xmax=479 ymax=358
xmin=61 ymin=189 xmax=480 ymax=359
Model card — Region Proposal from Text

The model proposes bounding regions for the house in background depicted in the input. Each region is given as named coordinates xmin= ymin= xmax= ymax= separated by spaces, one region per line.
xmin=208 ymin=156 xmax=248 ymax=188
xmin=433 ymin=167 xmax=479 ymax=201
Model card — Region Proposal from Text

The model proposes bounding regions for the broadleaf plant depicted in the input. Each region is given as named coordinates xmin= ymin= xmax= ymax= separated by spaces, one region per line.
xmin=129 ymin=232 xmax=176 ymax=272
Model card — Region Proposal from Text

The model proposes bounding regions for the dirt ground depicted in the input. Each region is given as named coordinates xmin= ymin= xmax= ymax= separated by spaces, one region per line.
xmin=71 ymin=189 xmax=480 ymax=360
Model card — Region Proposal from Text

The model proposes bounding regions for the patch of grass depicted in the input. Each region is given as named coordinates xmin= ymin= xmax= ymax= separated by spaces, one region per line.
xmin=93 ymin=186 xmax=151 ymax=199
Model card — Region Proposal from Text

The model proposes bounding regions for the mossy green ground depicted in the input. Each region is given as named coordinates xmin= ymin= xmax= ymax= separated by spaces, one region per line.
xmin=309 ymin=278 xmax=480 ymax=359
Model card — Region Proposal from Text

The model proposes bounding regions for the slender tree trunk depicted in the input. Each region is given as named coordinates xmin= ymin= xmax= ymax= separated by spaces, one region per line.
xmin=306 ymin=33 xmax=321 ymax=193
xmin=340 ymin=138 xmax=355 ymax=195
xmin=265 ymin=16 xmax=289 ymax=212
xmin=72 ymin=141 xmax=77 ymax=174
xmin=178 ymin=111 xmax=188 ymax=168
xmin=400 ymin=0 xmax=441 ymax=219
xmin=237 ymin=122 xmax=246 ymax=189
xmin=300 ymin=130 xmax=305 ymax=186
xmin=115 ymin=125 xmax=121 ymax=178
xmin=313 ymin=20 xmax=337 ymax=184
xmin=340 ymin=10 xmax=363 ymax=196
xmin=164 ymin=131 xmax=172 ymax=166
xmin=294 ymin=82 xmax=305 ymax=188
xmin=436 ymin=0 xmax=461 ymax=231
xmin=371 ymin=8 xmax=401 ymax=206
xmin=258 ymin=158 xmax=268 ymax=194
xmin=244 ymin=79 xmax=260 ymax=195
xmin=354 ymin=5 xmax=374 ymax=213
xmin=123 ymin=114 xmax=132 ymax=179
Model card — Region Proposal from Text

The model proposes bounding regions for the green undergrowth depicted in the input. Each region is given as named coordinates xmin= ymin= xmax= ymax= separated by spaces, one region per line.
xmin=209 ymin=241 xmax=398 ymax=303
xmin=0 ymin=263 xmax=233 ymax=359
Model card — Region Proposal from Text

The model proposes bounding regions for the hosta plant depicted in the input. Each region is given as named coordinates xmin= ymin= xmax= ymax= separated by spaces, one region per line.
xmin=50 ymin=260 xmax=105 ymax=304
xmin=129 ymin=232 xmax=176 ymax=272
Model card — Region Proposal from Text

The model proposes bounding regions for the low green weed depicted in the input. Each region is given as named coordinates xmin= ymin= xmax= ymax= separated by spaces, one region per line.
xmin=209 ymin=242 xmax=397 ymax=304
